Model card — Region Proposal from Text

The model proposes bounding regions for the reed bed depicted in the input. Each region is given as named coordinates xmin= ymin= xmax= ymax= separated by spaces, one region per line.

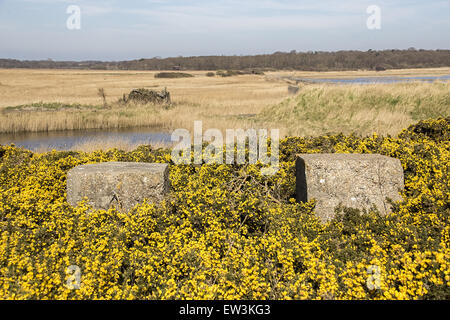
xmin=0 ymin=68 xmax=449 ymax=138
xmin=259 ymin=81 xmax=450 ymax=136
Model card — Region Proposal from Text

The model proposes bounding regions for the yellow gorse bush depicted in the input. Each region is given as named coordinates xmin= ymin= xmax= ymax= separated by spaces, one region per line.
xmin=0 ymin=118 xmax=448 ymax=300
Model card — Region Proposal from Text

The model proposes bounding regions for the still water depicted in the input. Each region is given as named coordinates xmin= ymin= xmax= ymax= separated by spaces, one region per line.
xmin=294 ymin=75 xmax=450 ymax=84
xmin=0 ymin=127 xmax=173 ymax=152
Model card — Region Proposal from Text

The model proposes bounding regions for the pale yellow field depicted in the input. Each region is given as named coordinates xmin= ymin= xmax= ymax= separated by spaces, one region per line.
xmin=0 ymin=68 xmax=449 ymax=139
xmin=0 ymin=69 xmax=288 ymax=134
xmin=0 ymin=69 xmax=288 ymax=108
xmin=2 ymin=67 xmax=449 ymax=107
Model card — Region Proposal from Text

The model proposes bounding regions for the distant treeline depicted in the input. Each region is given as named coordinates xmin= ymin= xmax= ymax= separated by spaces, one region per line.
xmin=1 ymin=49 xmax=449 ymax=71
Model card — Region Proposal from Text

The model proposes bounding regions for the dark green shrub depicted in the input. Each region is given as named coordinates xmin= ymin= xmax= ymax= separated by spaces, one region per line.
xmin=154 ymin=72 xmax=194 ymax=79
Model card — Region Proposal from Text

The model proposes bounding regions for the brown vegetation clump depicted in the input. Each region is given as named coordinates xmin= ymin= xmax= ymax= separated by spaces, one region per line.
xmin=154 ymin=72 xmax=193 ymax=79
xmin=216 ymin=69 xmax=265 ymax=77
xmin=121 ymin=88 xmax=171 ymax=105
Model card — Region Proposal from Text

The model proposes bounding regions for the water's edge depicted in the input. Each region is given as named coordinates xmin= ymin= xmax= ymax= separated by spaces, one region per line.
xmin=0 ymin=127 xmax=173 ymax=151
xmin=292 ymin=75 xmax=450 ymax=84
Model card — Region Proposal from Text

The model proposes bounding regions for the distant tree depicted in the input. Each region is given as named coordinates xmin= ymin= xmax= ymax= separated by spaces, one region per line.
xmin=1 ymin=50 xmax=449 ymax=71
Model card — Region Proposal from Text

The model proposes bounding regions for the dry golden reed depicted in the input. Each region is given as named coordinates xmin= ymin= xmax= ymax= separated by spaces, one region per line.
xmin=0 ymin=68 xmax=449 ymax=138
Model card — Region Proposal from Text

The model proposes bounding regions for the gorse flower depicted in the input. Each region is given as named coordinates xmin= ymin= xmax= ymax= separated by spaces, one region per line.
xmin=0 ymin=118 xmax=448 ymax=300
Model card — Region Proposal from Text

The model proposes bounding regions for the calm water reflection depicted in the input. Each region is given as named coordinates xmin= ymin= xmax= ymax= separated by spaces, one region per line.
xmin=0 ymin=127 xmax=173 ymax=151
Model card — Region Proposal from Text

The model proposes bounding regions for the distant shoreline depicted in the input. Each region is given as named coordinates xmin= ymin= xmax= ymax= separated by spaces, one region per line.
xmin=1 ymin=49 xmax=450 ymax=72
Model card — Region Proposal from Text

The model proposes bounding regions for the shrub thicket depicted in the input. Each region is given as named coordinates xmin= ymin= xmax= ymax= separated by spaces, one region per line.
xmin=0 ymin=118 xmax=448 ymax=299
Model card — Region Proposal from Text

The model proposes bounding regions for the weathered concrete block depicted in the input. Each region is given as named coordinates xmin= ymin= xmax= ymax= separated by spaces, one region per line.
xmin=67 ymin=162 xmax=169 ymax=212
xmin=296 ymin=154 xmax=404 ymax=222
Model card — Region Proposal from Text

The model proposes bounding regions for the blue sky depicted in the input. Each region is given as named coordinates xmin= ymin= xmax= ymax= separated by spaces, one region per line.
xmin=0 ymin=0 xmax=448 ymax=61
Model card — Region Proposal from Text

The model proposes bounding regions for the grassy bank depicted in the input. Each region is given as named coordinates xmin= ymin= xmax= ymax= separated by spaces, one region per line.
xmin=258 ymin=82 xmax=450 ymax=136
xmin=0 ymin=118 xmax=448 ymax=299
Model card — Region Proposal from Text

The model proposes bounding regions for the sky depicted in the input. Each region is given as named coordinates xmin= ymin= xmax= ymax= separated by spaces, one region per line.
xmin=0 ymin=0 xmax=448 ymax=61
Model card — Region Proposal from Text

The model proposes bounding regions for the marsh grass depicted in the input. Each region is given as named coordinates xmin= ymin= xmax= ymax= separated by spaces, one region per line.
xmin=0 ymin=68 xmax=449 ymax=137
xmin=3 ymin=102 xmax=103 ymax=112
xmin=0 ymin=103 xmax=168 ymax=133
xmin=257 ymin=81 xmax=450 ymax=136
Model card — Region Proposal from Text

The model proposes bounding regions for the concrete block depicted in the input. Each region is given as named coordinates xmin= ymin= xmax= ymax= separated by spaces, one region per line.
xmin=296 ymin=154 xmax=404 ymax=221
xmin=67 ymin=162 xmax=169 ymax=212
